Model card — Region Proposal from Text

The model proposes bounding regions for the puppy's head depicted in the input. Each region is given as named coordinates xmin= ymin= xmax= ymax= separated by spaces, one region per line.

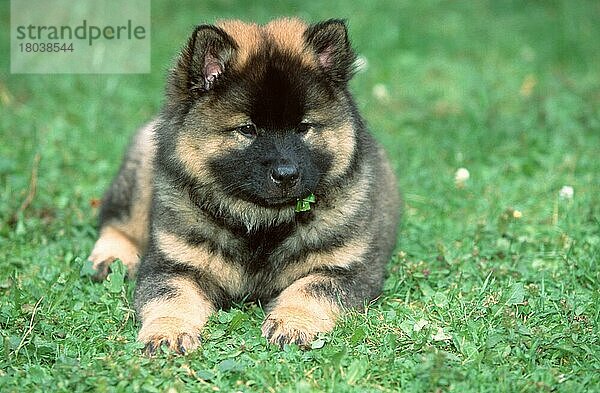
xmin=164 ymin=18 xmax=359 ymax=213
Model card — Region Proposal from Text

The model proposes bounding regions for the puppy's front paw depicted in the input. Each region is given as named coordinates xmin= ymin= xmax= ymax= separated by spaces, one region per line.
xmin=261 ymin=306 xmax=335 ymax=348
xmin=88 ymin=256 xmax=116 ymax=281
xmin=88 ymin=227 xmax=140 ymax=281
xmin=138 ymin=317 xmax=201 ymax=356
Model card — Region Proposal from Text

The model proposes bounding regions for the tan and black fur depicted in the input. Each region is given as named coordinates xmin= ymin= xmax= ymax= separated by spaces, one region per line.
xmin=88 ymin=18 xmax=400 ymax=354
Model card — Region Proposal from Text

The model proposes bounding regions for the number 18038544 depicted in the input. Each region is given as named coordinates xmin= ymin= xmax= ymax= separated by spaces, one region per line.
xmin=18 ymin=42 xmax=74 ymax=52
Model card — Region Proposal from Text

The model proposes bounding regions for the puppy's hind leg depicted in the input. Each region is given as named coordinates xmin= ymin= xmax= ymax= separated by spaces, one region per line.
xmin=88 ymin=120 xmax=157 ymax=280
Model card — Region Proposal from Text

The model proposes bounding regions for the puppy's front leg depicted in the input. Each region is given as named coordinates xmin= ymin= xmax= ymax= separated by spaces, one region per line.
xmin=88 ymin=121 xmax=156 ymax=280
xmin=261 ymin=273 xmax=344 ymax=348
xmin=134 ymin=246 xmax=220 ymax=355
xmin=135 ymin=273 xmax=214 ymax=355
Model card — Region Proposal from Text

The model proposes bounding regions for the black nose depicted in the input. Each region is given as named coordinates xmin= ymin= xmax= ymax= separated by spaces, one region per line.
xmin=270 ymin=163 xmax=299 ymax=186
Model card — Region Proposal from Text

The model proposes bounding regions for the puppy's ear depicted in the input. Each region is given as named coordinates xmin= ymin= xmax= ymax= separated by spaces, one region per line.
xmin=168 ymin=25 xmax=237 ymax=101
xmin=305 ymin=19 xmax=356 ymax=84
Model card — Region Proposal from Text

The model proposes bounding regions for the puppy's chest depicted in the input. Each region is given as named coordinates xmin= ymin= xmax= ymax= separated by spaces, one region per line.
xmin=222 ymin=226 xmax=303 ymax=301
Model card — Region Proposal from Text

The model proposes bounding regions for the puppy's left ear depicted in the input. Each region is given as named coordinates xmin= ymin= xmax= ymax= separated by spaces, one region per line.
xmin=305 ymin=19 xmax=356 ymax=84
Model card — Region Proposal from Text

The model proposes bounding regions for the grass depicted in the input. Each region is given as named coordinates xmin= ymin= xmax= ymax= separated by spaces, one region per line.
xmin=1 ymin=0 xmax=599 ymax=391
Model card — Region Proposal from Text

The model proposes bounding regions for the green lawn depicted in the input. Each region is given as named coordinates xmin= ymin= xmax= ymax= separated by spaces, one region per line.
xmin=1 ymin=1 xmax=599 ymax=392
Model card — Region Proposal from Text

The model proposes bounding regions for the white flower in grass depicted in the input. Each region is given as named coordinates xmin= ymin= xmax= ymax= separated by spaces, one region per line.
xmin=559 ymin=186 xmax=574 ymax=200
xmin=454 ymin=167 xmax=470 ymax=187
xmin=372 ymin=83 xmax=389 ymax=102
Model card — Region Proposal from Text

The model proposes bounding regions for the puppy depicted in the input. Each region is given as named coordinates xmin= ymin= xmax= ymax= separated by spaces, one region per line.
xmin=88 ymin=18 xmax=400 ymax=354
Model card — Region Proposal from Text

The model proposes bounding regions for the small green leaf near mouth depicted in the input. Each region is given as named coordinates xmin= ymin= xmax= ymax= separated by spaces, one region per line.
xmin=303 ymin=193 xmax=316 ymax=203
xmin=295 ymin=193 xmax=316 ymax=212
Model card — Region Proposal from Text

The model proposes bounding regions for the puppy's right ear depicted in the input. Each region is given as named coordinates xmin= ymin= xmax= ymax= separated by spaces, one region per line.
xmin=305 ymin=19 xmax=356 ymax=84
xmin=168 ymin=25 xmax=237 ymax=102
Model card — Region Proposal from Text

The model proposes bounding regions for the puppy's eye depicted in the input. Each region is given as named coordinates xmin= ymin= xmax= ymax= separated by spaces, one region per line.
xmin=296 ymin=122 xmax=315 ymax=134
xmin=237 ymin=124 xmax=257 ymax=138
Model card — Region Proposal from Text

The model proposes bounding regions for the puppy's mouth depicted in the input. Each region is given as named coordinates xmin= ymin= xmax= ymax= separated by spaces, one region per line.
xmin=227 ymin=178 xmax=317 ymax=208
xmin=227 ymin=187 xmax=311 ymax=208
xmin=261 ymin=195 xmax=303 ymax=206
xmin=261 ymin=189 xmax=314 ymax=207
